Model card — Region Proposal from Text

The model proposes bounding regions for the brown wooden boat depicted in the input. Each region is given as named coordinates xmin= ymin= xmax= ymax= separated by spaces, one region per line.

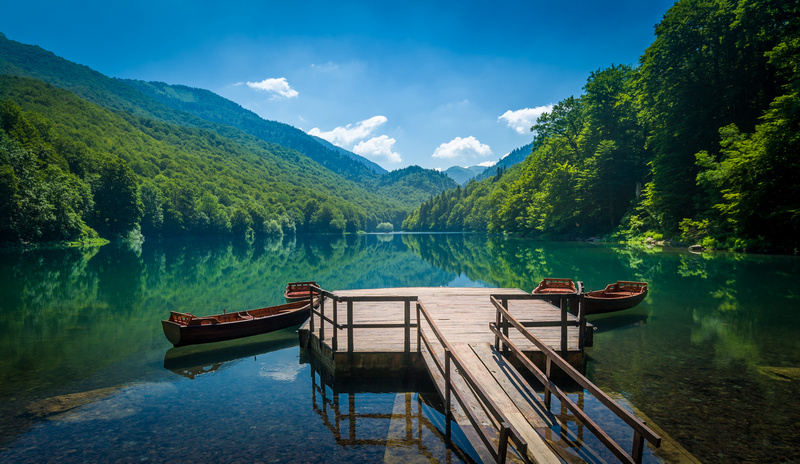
xmin=532 ymin=278 xmax=578 ymax=295
xmin=533 ymin=278 xmax=648 ymax=315
xmin=584 ymin=281 xmax=648 ymax=315
xmin=285 ymin=281 xmax=318 ymax=302
xmin=532 ymin=278 xmax=579 ymax=309
xmin=161 ymin=299 xmax=315 ymax=348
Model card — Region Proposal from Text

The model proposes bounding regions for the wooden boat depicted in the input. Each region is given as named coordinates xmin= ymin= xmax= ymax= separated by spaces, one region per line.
xmin=161 ymin=299 xmax=315 ymax=348
xmin=532 ymin=278 xmax=578 ymax=295
xmin=533 ymin=278 xmax=648 ymax=315
xmin=285 ymin=281 xmax=318 ymax=302
xmin=584 ymin=281 xmax=648 ymax=315
xmin=532 ymin=278 xmax=579 ymax=310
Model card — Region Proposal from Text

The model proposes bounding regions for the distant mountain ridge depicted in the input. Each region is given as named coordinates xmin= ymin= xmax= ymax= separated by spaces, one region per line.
xmin=443 ymin=165 xmax=488 ymax=185
xmin=310 ymin=135 xmax=387 ymax=174
xmin=121 ymin=79 xmax=387 ymax=181
xmin=474 ymin=142 xmax=533 ymax=181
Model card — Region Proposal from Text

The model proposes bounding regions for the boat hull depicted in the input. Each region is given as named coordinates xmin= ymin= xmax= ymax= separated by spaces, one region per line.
xmin=584 ymin=287 xmax=648 ymax=315
xmin=285 ymin=281 xmax=318 ymax=302
xmin=533 ymin=278 xmax=648 ymax=316
xmin=162 ymin=302 xmax=311 ymax=348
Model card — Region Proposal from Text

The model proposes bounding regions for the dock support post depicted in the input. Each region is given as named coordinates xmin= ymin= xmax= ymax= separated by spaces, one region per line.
xmin=319 ymin=297 xmax=325 ymax=341
xmin=502 ymin=297 xmax=509 ymax=355
xmin=498 ymin=422 xmax=510 ymax=463
xmin=632 ymin=430 xmax=645 ymax=463
xmin=560 ymin=298 xmax=568 ymax=355
xmin=309 ymin=288 xmax=315 ymax=334
xmin=332 ymin=299 xmax=338 ymax=351
xmin=416 ymin=302 xmax=421 ymax=353
xmin=404 ymin=299 xmax=411 ymax=357
xmin=495 ymin=303 xmax=502 ymax=352
xmin=578 ymin=297 xmax=586 ymax=350
xmin=544 ymin=358 xmax=552 ymax=410
xmin=347 ymin=300 xmax=354 ymax=355
xmin=444 ymin=347 xmax=452 ymax=421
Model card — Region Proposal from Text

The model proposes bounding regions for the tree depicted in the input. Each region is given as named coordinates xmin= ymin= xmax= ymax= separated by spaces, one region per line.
xmin=376 ymin=222 xmax=394 ymax=233
xmin=92 ymin=158 xmax=143 ymax=237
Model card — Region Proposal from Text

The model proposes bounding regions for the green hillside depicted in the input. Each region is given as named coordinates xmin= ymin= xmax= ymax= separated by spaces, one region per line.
xmin=473 ymin=143 xmax=532 ymax=182
xmin=0 ymin=33 xmax=462 ymax=244
xmin=404 ymin=0 xmax=800 ymax=253
xmin=376 ymin=166 xmax=458 ymax=206
xmin=0 ymin=75 xmax=404 ymax=242
xmin=121 ymin=79 xmax=386 ymax=182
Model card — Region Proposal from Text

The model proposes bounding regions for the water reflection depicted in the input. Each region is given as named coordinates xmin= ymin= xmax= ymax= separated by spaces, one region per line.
xmin=163 ymin=327 xmax=301 ymax=379
xmin=1 ymin=235 xmax=799 ymax=462
xmin=307 ymin=356 xmax=477 ymax=463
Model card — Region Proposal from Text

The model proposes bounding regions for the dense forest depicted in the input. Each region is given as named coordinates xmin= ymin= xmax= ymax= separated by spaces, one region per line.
xmin=0 ymin=76 xmax=439 ymax=242
xmin=0 ymin=34 xmax=457 ymax=244
xmin=404 ymin=0 xmax=800 ymax=253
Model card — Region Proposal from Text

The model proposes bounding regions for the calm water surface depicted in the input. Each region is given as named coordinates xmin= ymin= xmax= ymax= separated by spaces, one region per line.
xmin=1 ymin=234 xmax=798 ymax=463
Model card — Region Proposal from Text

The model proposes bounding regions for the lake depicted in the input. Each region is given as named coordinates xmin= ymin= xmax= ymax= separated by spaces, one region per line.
xmin=1 ymin=233 xmax=798 ymax=463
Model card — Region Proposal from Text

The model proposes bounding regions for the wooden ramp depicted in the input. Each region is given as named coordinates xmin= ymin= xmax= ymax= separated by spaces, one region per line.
xmin=422 ymin=342 xmax=560 ymax=463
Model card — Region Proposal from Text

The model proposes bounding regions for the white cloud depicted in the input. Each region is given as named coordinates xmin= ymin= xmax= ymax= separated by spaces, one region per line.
xmin=432 ymin=136 xmax=492 ymax=160
xmin=308 ymin=116 xmax=387 ymax=146
xmin=353 ymin=135 xmax=402 ymax=163
xmin=498 ymin=105 xmax=554 ymax=134
xmin=478 ymin=160 xmax=497 ymax=167
xmin=245 ymin=77 xmax=299 ymax=99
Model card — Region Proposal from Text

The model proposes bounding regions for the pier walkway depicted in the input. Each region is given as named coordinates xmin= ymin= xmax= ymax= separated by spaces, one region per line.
xmin=298 ymin=287 xmax=661 ymax=463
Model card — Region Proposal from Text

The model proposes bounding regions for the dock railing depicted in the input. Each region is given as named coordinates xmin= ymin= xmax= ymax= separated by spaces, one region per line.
xmin=490 ymin=285 xmax=587 ymax=355
xmin=417 ymin=300 xmax=531 ymax=463
xmin=489 ymin=295 xmax=661 ymax=464
xmin=308 ymin=285 xmax=418 ymax=355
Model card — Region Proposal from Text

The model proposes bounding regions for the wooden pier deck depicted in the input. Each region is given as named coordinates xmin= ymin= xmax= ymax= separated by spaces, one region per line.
xmin=299 ymin=287 xmax=586 ymax=376
xmin=299 ymin=287 xmax=661 ymax=463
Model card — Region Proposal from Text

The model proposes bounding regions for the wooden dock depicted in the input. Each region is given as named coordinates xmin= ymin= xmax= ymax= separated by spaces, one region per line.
xmin=299 ymin=286 xmax=661 ymax=463
xmin=299 ymin=287 xmax=586 ymax=376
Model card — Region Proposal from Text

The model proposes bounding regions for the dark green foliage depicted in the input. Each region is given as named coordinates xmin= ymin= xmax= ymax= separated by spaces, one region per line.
xmin=404 ymin=0 xmax=800 ymax=251
xmin=376 ymin=222 xmax=394 ymax=233
xmin=473 ymin=143 xmax=532 ymax=182
xmin=121 ymin=79 xmax=387 ymax=182
xmin=91 ymin=158 xmax=143 ymax=236
xmin=0 ymin=102 xmax=96 ymax=243
xmin=0 ymin=76 xmax=395 ymax=241
xmin=0 ymin=34 xmax=460 ymax=242
xmin=375 ymin=166 xmax=459 ymax=212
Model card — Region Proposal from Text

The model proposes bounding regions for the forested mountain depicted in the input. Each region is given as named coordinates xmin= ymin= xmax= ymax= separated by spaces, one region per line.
xmin=309 ymin=134 xmax=387 ymax=175
xmin=0 ymin=76 xmax=407 ymax=242
xmin=404 ymin=0 xmax=800 ymax=253
xmin=121 ymin=79 xmax=387 ymax=181
xmin=473 ymin=143 xmax=533 ymax=182
xmin=0 ymin=33 xmax=458 ymax=244
xmin=444 ymin=165 xmax=487 ymax=185
xmin=376 ymin=166 xmax=458 ymax=206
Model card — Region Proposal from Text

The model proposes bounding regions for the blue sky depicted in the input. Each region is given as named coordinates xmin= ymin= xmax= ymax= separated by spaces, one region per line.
xmin=1 ymin=0 xmax=675 ymax=171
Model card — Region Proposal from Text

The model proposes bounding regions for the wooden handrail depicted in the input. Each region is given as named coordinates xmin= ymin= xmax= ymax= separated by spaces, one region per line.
xmin=309 ymin=285 xmax=418 ymax=356
xmin=417 ymin=301 xmax=531 ymax=463
xmin=490 ymin=296 xmax=661 ymax=463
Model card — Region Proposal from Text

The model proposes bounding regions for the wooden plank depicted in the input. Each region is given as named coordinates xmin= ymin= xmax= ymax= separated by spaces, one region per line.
xmin=454 ymin=343 xmax=562 ymax=464
xmin=420 ymin=349 xmax=496 ymax=464
xmin=470 ymin=343 xmax=610 ymax=464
